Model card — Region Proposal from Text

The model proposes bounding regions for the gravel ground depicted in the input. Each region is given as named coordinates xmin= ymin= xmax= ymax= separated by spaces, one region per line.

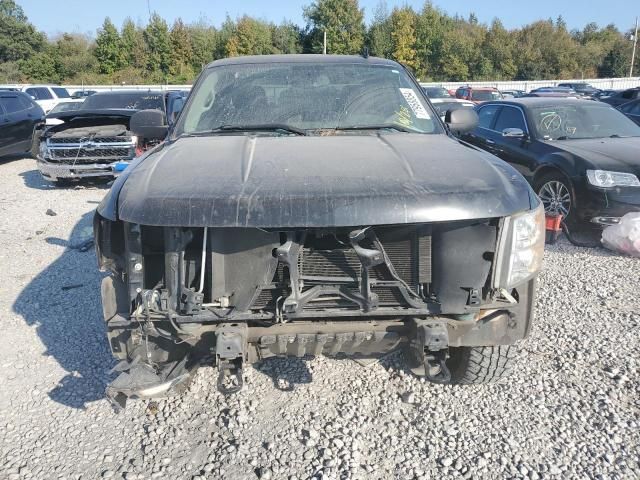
xmin=0 ymin=156 xmax=639 ymax=480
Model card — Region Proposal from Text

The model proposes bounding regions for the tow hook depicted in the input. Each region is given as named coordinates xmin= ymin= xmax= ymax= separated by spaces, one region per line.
xmin=409 ymin=320 xmax=451 ymax=383
xmin=215 ymin=324 xmax=248 ymax=395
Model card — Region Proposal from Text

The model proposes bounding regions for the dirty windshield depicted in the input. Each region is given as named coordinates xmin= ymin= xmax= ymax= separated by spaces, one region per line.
xmin=82 ymin=92 xmax=164 ymax=111
xmin=531 ymin=104 xmax=640 ymax=140
xmin=176 ymin=62 xmax=441 ymax=135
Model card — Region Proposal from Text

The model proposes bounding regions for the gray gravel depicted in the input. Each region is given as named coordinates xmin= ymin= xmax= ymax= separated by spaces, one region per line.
xmin=1 ymin=157 xmax=639 ymax=480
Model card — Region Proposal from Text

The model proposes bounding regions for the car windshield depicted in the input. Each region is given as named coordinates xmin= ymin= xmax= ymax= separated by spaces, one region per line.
xmin=531 ymin=104 xmax=640 ymax=140
xmin=47 ymin=101 xmax=83 ymax=114
xmin=82 ymin=92 xmax=164 ymax=111
xmin=176 ymin=62 xmax=441 ymax=136
xmin=52 ymin=87 xmax=70 ymax=98
xmin=424 ymin=87 xmax=451 ymax=99
xmin=471 ymin=90 xmax=501 ymax=101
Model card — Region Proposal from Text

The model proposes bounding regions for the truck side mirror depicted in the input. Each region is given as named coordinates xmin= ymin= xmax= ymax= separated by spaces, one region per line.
xmin=445 ymin=108 xmax=479 ymax=135
xmin=130 ymin=109 xmax=168 ymax=140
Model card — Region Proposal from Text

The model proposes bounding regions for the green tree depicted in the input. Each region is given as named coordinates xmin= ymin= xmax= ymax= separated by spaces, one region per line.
xmin=19 ymin=47 xmax=58 ymax=82
xmin=390 ymin=7 xmax=418 ymax=70
xmin=272 ymin=21 xmax=302 ymax=54
xmin=0 ymin=1 xmax=45 ymax=63
xmin=226 ymin=16 xmax=273 ymax=57
xmin=121 ymin=18 xmax=147 ymax=70
xmin=303 ymin=0 xmax=365 ymax=54
xmin=143 ymin=13 xmax=171 ymax=75
xmin=95 ymin=18 xmax=122 ymax=74
xmin=169 ymin=18 xmax=195 ymax=81
xmin=367 ymin=2 xmax=393 ymax=58
xmin=483 ymin=19 xmax=516 ymax=79
xmin=53 ymin=33 xmax=98 ymax=82
xmin=188 ymin=20 xmax=217 ymax=71
xmin=0 ymin=0 xmax=26 ymax=21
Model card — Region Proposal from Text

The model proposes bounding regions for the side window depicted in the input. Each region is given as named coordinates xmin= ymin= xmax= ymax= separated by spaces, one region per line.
xmin=27 ymin=87 xmax=53 ymax=100
xmin=477 ymin=105 xmax=501 ymax=129
xmin=0 ymin=96 xmax=25 ymax=114
xmin=494 ymin=106 xmax=527 ymax=132
xmin=39 ymin=87 xmax=53 ymax=99
xmin=628 ymin=102 xmax=640 ymax=115
xmin=17 ymin=95 xmax=35 ymax=110
xmin=25 ymin=88 xmax=39 ymax=99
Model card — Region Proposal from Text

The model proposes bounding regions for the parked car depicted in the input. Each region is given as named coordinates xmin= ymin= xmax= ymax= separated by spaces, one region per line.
xmin=594 ymin=89 xmax=620 ymax=100
xmin=599 ymin=88 xmax=640 ymax=108
xmin=72 ymin=90 xmax=97 ymax=98
xmin=44 ymin=99 xmax=85 ymax=126
xmin=462 ymin=98 xmax=640 ymax=227
xmin=429 ymin=98 xmax=475 ymax=121
xmin=95 ymin=54 xmax=545 ymax=409
xmin=618 ymin=99 xmax=640 ymax=126
xmin=422 ymin=86 xmax=452 ymax=99
xmin=557 ymin=82 xmax=600 ymax=98
xmin=455 ymin=86 xmax=503 ymax=104
xmin=501 ymin=90 xmax=526 ymax=98
xmin=0 ymin=90 xmax=45 ymax=158
xmin=37 ymin=90 xmax=184 ymax=184
xmin=527 ymin=87 xmax=579 ymax=98
xmin=8 ymin=85 xmax=72 ymax=113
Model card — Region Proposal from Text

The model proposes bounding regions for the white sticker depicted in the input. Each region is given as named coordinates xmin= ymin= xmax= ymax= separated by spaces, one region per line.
xmin=399 ymin=88 xmax=430 ymax=119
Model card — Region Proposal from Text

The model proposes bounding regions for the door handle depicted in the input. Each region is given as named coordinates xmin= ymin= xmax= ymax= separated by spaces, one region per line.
xmin=486 ymin=139 xmax=496 ymax=145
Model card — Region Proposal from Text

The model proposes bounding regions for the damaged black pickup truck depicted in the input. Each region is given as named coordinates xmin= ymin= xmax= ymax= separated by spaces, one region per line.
xmin=94 ymin=55 xmax=545 ymax=409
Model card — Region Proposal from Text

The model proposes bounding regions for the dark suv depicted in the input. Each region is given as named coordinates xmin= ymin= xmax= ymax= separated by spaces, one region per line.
xmin=94 ymin=55 xmax=544 ymax=409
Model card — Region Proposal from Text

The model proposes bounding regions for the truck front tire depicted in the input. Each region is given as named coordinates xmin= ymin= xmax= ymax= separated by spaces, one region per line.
xmin=446 ymin=345 xmax=518 ymax=384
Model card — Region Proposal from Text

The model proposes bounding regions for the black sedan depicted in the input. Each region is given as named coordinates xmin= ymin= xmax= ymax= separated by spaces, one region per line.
xmin=618 ymin=99 xmax=640 ymax=126
xmin=599 ymin=88 xmax=640 ymax=108
xmin=0 ymin=90 xmax=45 ymax=158
xmin=462 ymin=98 xmax=640 ymax=227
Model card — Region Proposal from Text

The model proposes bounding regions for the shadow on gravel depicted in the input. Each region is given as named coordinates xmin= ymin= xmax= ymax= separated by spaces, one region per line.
xmin=19 ymin=169 xmax=113 ymax=191
xmin=12 ymin=209 xmax=114 ymax=409
xmin=255 ymin=356 xmax=313 ymax=391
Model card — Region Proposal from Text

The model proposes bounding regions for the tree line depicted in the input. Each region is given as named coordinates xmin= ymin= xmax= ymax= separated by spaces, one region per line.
xmin=0 ymin=0 xmax=636 ymax=85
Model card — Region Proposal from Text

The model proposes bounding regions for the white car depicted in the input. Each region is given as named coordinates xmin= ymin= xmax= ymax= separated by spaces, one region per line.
xmin=45 ymin=99 xmax=85 ymax=126
xmin=13 ymin=85 xmax=72 ymax=113
xmin=429 ymin=98 xmax=476 ymax=121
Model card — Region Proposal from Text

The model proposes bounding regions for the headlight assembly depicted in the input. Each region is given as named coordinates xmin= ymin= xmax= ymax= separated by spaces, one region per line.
xmin=498 ymin=203 xmax=545 ymax=288
xmin=586 ymin=170 xmax=640 ymax=188
xmin=39 ymin=141 xmax=48 ymax=159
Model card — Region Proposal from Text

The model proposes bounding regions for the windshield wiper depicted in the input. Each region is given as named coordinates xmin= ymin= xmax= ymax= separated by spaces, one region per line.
xmin=207 ymin=124 xmax=307 ymax=136
xmin=334 ymin=124 xmax=421 ymax=133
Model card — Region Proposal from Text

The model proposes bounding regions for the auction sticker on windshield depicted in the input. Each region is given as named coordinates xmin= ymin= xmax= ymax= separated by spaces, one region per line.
xmin=399 ymin=88 xmax=430 ymax=119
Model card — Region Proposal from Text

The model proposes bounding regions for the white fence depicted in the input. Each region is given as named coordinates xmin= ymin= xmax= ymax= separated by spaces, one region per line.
xmin=419 ymin=77 xmax=640 ymax=92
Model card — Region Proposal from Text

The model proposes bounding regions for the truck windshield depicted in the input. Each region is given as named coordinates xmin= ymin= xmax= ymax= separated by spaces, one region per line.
xmin=175 ymin=62 xmax=441 ymax=136
xmin=82 ymin=92 xmax=164 ymax=111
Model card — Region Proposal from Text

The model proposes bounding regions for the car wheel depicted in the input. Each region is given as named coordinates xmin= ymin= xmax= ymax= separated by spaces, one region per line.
xmin=446 ymin=345 xmax=518 ymax=384
xmin=535 ymin=172 xmax=574 ymax=224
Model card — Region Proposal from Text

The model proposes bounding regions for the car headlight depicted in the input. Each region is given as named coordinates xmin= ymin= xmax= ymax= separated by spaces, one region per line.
xmin=586 ymin=170 xmax=640 ymax=188
xmin=39 ymin=141 xmax=48 ymax=159
xmin=504 ymin=204 xmax=545 ymax=287
xmin=130 ymin=135 xmax=138 ymax=145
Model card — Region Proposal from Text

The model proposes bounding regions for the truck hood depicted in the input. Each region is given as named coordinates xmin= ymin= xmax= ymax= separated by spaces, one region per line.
xmin=547 ymin=137 xmax=640 ymax=176
xmin=100 ymin=133 xmax=534 ymax=227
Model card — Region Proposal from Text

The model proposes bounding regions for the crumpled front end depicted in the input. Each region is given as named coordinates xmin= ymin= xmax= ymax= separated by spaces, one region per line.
xmin=95 ymin=211 xmax=540 ymax=407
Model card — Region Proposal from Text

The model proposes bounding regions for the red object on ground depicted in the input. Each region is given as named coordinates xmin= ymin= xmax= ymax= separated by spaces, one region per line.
xmin=545 ymin=214 xmax=563 ymax=244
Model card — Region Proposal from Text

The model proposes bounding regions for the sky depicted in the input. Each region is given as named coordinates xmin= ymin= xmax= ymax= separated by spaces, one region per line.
xmin=18 ymin=0 xmax=637 ymax=38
